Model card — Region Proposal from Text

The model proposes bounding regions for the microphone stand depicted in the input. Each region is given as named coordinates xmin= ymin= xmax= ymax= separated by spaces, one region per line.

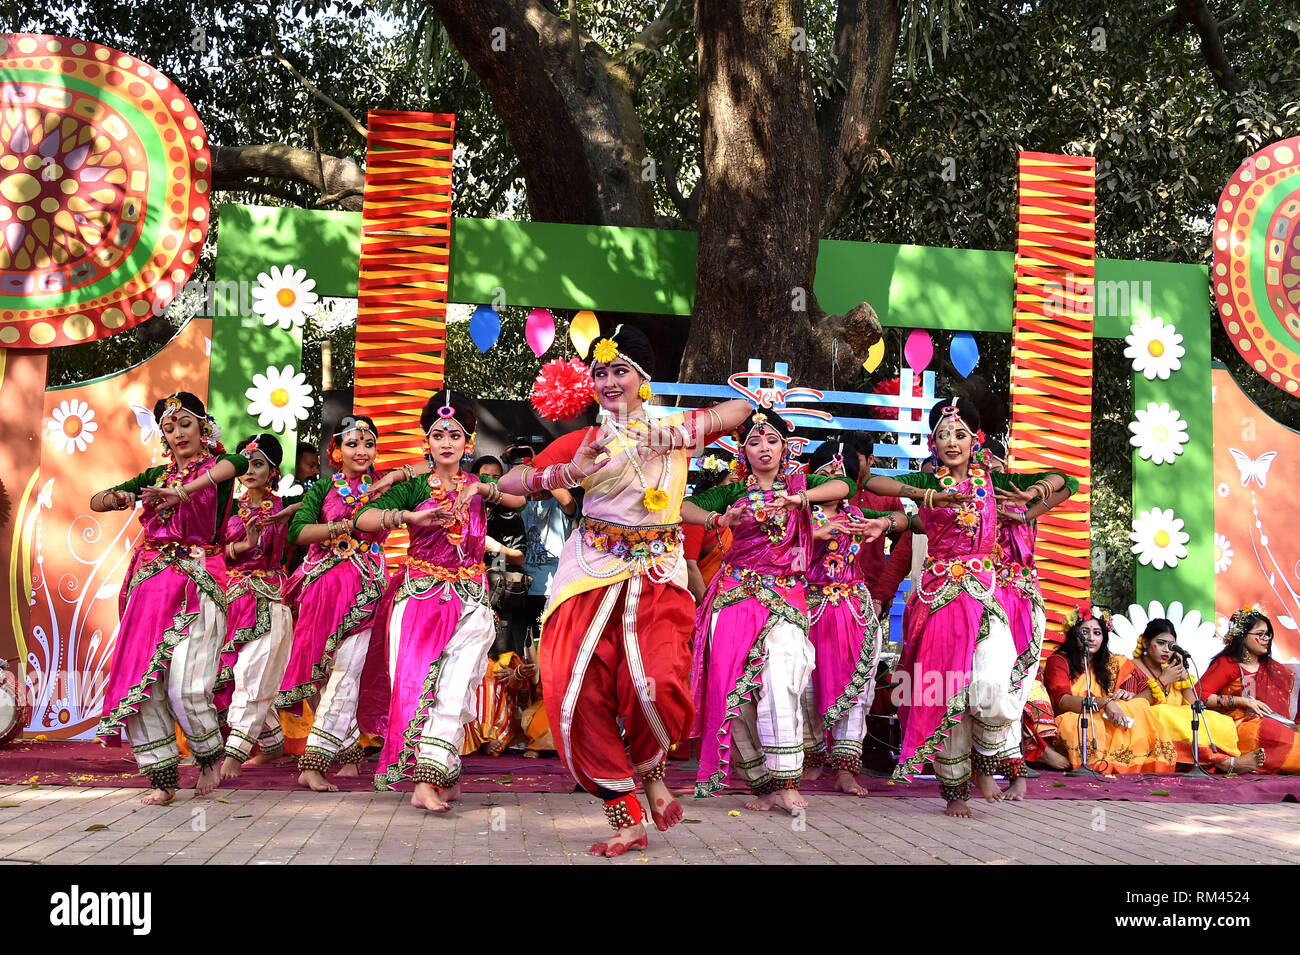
xmin=1180 ymin=651 xmax=1218 ymax=779
xmin=1065 ymin=652 xmax=1103 ymax=778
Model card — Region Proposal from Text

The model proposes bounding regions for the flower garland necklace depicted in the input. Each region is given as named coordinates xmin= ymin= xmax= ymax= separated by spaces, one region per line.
xmin=332 ymin=470 xmax=373 ymax=511
xmin=153 ymin=448 xmax=214 ymax=524
xmin=427 ymin=469 xmax=469 ymax=547
xmin=812 ymin=504 xmax=861 ymax=577
xmin=237 ymin=494 xmax=275 ymax=525
xmin=746 ymin=473 xmax=788 ymax=543
xmin=606 ymin=413 xmax=669 ymax=514
xmin=935 ymin=464 xmax=988 ymax=541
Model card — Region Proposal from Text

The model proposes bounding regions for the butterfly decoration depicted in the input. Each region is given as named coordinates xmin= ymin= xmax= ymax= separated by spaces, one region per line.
xmin=1228 ymin=448 xmax=1278 ymax=489
xmin=129 ymin=403 xmax=160 ymax=445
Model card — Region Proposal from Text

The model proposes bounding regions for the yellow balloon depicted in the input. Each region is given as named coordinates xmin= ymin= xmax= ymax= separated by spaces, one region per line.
xmin=569 ymin=310 xmax=599 ymax=357
xmin=862 ymin=337 xmax=886 ymax=372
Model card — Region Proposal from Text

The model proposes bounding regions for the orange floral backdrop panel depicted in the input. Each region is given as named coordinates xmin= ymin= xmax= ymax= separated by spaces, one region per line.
xmin=1212 ymin=364 xmax=1300 ymax=662
xmin=21 ymin=317 xmax=210 ymax=738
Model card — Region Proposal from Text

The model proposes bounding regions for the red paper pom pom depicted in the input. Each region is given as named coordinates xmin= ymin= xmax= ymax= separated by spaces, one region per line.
xmin=531 ymin=358 xmax=595 ymax=421
xmin=867 ymin=376 xmax=926 ymax=421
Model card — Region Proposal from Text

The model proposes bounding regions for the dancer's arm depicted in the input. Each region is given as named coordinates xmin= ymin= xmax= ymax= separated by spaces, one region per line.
xmin=681 ymin=481 xmax=747 ymax=526
xmin=90 ymin=467 xmax=162 ymax=511
xmin=497 ymin=427 xmax=600 ymax=496
xmin=354 ymin=479 xmax=427 ymax=533
xmin=866 ymin=472 xmax=973 ymax=508
xmin=992 ymin=471 xmax=1079 ymax=513
xmin=287 ymin=479 xmax=334 ymax=546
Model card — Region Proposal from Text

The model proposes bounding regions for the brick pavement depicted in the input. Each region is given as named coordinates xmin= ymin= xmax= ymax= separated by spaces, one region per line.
xmin=3 ymin=784 xmax=1299 ymax=864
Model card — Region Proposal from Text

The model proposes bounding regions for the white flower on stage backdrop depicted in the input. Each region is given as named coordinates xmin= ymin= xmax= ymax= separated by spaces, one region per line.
xmin=1128 ymin=402 xmax=1188 ymax=464
xmin=1130 ymin=507 xmax=1189 ymax=570
xmin=1124 ymin=316 xmax=1185 ymax=380
xmin=245 ymin=365 xmax=314 ymax=433
xmin=1110 ymin=600 xmax=1221 ymax=672
xmin=1213 ymin=533 xmax=1233 ymax=574
xmin=45 ymin=399 xmax=98 ymax=454
xmin=252 ymin=265 xmax=318 ymax=331
xmin=276 ymin=473 xmax=304 ymax=498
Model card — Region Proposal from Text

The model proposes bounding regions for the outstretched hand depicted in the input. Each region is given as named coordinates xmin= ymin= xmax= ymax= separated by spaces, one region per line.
xmin=994 ymin=485 xmax=1037 ymax=507
xmin=141 ymin=486 xmax=180 ymax=508
xmin=572 ymin=429 xmax=612 ymax=479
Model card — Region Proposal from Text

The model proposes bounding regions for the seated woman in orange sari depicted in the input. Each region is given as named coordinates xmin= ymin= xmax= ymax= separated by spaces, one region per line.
xmin=1042 ymin=605 xmax=1177 ymax=774
xmin=1124 ymin=618 xmax=1261 ymax=774
xmin=1197 ymin=607 xmax=1300 ymax=774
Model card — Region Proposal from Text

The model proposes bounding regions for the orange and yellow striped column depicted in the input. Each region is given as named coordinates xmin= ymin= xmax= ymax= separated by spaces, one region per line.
xmin=1008 ymin=152 xmax=1096 ymax=631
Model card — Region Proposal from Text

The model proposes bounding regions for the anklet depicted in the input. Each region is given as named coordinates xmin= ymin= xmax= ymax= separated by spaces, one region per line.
xmin=335 ymin=742 xmax=365 ymax=765
xmin=829 ymin=752 xmax=863 ymax=776
xmin=971 ymin=751 xmax=1002 ymax=776
xmin=146 ymin=762 xmax=180 ymax=791
xmin=413 ymin=762 xmax=454 ymax=789
xmin=641 ymin=761 xmax=668 ymax=783
xmin=298 ymin=749 xmax=332 ymax=775
xmin=602 ymin=793 xmax=645 ymax=831
xmin=940 ymin=781 xmax=972 ymax=803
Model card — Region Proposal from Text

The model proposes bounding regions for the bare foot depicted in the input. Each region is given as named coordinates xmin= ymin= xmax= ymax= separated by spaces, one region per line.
xmin=780 ymin=788 xmax=809 ymax=812
xmin=298 ymin=769 xmax=338 ymax=792
xmin=140 ymin=788 xmax=176 ymax=806
xmin=220 ymin=756 xmax=243 ymax=781
xmin=1035 ymin=747 xmax=1070 ymax=771
xmin=336 ymin=762 xmax=359 ymax=778
xmin=1218 ymin=748 xmax=1266 ymax=774
xmin=522 ymin=750 xmax=540 ymax=759
xmin=974 ymin=774 xmax=1004 ymax=803
xmin=834 ymin=771 xmax=869 ymax=797
xmin=1004 ymin=777 xmax=1028 ymax=801
xmin=802 ymin=763 xmax=824 ymax=782
xmin=443 ymin=781 xmax=462 ymax=802
xmin=589 ymin=824 xmax=648 ymax=857
xmin=644 ymin=777 xmax=683 ymax=831
xmin=945 ymin=799 xmax=973 ymax=818
xmin=744 ymin=788 xmax=808 ymax=813
xmin=196 ymin=763 xmax=220 ymax=797
xmin=483 ymin=739 xmax=504 ymax=755
xmin=244 ymin=749 xmax=277 ymax=766
xmin=411 ymin=783 xmax=453 ymax=812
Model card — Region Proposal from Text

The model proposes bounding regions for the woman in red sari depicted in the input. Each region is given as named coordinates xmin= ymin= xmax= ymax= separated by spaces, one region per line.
xmin=1197 ymin=607 xmax=1300 ymax=774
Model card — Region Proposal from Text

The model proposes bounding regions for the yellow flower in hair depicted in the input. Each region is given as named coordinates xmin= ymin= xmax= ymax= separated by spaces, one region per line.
xmin=593 ymin=339 xmax=619 ymax=364
xmin=643 ymin=488 xmax=669 ymax=512
xmin=638 ymin=382 xmax=652 ymax=400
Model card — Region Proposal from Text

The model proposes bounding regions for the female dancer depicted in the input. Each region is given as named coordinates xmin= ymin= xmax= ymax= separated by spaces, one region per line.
xmin=1125 ymin=618 xmax=1259 ymax=773
xmin=497 ymin=324 xmax=753 ymax=857
xmin=278 ymin=415 xmax=390 ymax=792
xmin=865 ymin=397 xmax=1077 ymax=817
xmin=356 ymin=393 xmax=526 ymax=812
xmin=989 ymin=449 xmax=1073 ymax=793
xmin=802 ymin=441 xmax=892 ymax=797
xmin=681 ymin=415 xmax=894 ymax=811
xmin=91 ymin=392 xmax=247 ymax=805
xmin=1198 ymin=607 xmax=1300 ymax=773
xmin=214 ymin=435 xmax=293 ymax=779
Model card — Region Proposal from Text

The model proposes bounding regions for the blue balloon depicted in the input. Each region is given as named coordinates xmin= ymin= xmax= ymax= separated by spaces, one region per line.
xmin=950 ymin=331 xmax=979 ymax=378
xmin=469 ymin=304 xmax=501 ymax=353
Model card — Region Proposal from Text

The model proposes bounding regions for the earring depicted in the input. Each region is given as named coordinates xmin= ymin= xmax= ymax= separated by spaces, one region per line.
xmin=638 ymin=382 xmax=652 ymax=401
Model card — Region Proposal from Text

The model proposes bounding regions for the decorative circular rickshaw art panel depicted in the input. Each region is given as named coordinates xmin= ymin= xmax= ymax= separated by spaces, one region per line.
xmin=1212 ymin=135 xmax=1300 ymax=395
xmin=0 ymin=34 xmax=210 ymax=348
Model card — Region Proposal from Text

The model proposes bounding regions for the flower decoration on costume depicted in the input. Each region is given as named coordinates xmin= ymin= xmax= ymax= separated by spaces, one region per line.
xmin=45 ymin=399 xmax=98 ymax=455
xmin=592 ymin=338 xmax=619 ymax=364
xmin=1109 ymin=600 xmax=1219 ymax=669
xmin=531 ymin=358 xmax=595 ymax=421
xmin=643 ymin=488 xmax=669 ymax=512
xmin=245 ymin=365 xmax=314 ymax=433
xmin=1223 ymin=603 xmax=1266 ymax=643
xmin=1123 ymin=316 xmax=1185 ymax=381
xmin=1213 ymin=533 xmax=1234 ymax=574
xmin=251 ymin=265 xmax=319 ymax=331
xmin=1129 ymin=507 xmax=1189 ymax=570
xmin=1128 ymin=402 xmax=1189 ymax=464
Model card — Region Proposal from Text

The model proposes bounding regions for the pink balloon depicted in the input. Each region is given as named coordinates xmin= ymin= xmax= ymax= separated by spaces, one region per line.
xmin=525 ymin=308 xmax=556 ymax=358
xmin=904 ymin=328 xmax=933 ymax=374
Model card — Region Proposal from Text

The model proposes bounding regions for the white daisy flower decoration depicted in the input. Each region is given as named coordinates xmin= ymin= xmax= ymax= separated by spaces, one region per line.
xmin=1129 ymin=506 xmax=1189 ymax=570
xmin=276 ymin=473 xmax=305 ymax=498
xmin=1128 ymin=402 xmax=1189 ymax=465
xmin=45 ymin=399 xmax=98 ymax=454
xmin=251 ymin=265 xmax=318 ymax=331
xmin=245 ymin=365 xmax=314 ymax=434
xmin=1110 ymin=600 xmax=1221 ymax=671
xmin=1213 ymin=533 xmax=1233 ymax=574
xmin=1123 ymin=316 xmax=1185 ymax=380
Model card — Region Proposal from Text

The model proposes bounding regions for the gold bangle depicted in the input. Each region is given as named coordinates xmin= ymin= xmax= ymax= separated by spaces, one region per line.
xmin=175 ymin=484 xmax=191 ymax=503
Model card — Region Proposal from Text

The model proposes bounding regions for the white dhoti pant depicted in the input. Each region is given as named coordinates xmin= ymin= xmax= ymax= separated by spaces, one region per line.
xmin=126 ymin=593 xmax=225 ymax=780
xmin=224 ymin=604 xmax=294 ymax=761
xmin=303 ymin=627 xmax=371 ymax=767
xmin=717 ymin=614 xmax=815 ymax=793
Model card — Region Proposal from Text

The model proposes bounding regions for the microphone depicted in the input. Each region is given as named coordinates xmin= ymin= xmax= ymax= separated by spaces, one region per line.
xmin=1171 ymin=644 xmax=1192 ymax=667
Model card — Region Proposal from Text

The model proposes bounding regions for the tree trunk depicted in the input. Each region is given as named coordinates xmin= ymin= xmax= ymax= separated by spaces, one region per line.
xmin=428 ymin=0 xmax=656 ymax=227
xmin=211 ymin=144 xmax=366 ymax=210
xmin=682 ymin=0 xmax=880 ymax=389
